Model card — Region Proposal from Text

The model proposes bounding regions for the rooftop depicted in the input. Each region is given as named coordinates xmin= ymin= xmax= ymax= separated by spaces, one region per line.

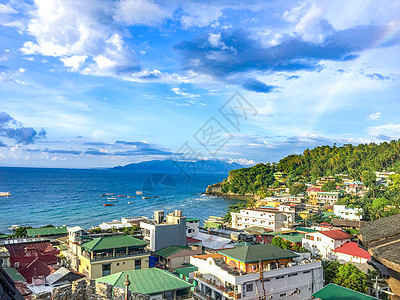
xmin=26 ymin=226 xmax=68 ymax=237
xmin=96 ymin=268 xmax=192 ymax=295
xmin=359 ymin=213 xmax=400 ymax=246
xmin=333 ymin=242 xmax=370 ymax=260
xmin=3 ymin=268 xmax=25 ymax=282
xmin=186 ymin=218 xmax=199 ymax=222
xmin=320 ymin=230 xmax=352 ymax=240
xmin=154 ymin=246 xmax=190 ymax=258
xmin=295 ymin=227 xmax=319 ymax=233
xmin=218 ymin=244 xmax=298 ymax=263
xmin=81 ymin=235 xmax=148 ymax=252
xmin=174 ymin=266 xmax=198 ymax=278
xmin=276 ymin=232 xmax=305 ymax=244
xmin=312 ymin=283 xmax=378 ymax=300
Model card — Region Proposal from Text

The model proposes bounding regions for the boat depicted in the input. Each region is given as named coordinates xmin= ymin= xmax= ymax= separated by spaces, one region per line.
xmin=105 ymin=193 xmax=114 ymax=196
xmin=127 ymin=201 xmax=135 ymax=204
xmin=100 ymin=194 xmax=106 ymax=197
xmin=107 ymin=197 xmax=117 ymax=200
xmin=0 ymin=192 xmax=11 ymax=197
xmin=136 ymin=191 xmax=143 ymax=195
xmin=127 ymin=196 xmax=135 ymax=198
xmin=107 ymin=199 xmax=118 ymax=202
xmin=142 ymin=196 xmax=150 ymax=199
xmin=103 ymin=203 xmax=115 ymax=206
xmin=153 ymin=196 xmax=160 ymax=198
xmin=117 ymin=195 xmax=126 ymax=197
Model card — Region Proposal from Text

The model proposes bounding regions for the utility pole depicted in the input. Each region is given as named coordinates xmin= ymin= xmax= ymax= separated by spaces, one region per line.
xmin=124 ymin=274 xmax=131 ymax=300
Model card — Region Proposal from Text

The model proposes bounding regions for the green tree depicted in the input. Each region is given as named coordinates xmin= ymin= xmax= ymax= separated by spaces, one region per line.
xmin=324 ymin=261 xmax=341 ymax=284
xmin=13 ymin=226 xmax=32 ymax=238
xmin=334 ymin=263 xmax=367 ymax=293
xmin=282 ymin=240 xmax=293 ymax=249
xmin=321 ymin=180 xmax=336 ymax=191
xmin=271 ymin=236 xmax=284 ymax=248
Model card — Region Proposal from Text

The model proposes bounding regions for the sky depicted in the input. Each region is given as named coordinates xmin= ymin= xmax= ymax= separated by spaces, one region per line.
xmin=0 ymin=0 xmax=400 ymax=168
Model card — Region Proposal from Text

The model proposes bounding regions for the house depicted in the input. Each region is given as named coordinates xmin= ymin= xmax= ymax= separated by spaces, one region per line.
xmin=78 ymin=235 xmax=149 ymax=279
xmin=153 ymin=245 xmax=202 ymax=269
xmin=307 ymin=187 xmax=321 ymax=205
xmin=345 ymin=181 xmax=367 ymax=197
xmin=331 ymin=242 xmax=370 ymax=263
xmin=140 ymin=210 xmax=187 ymax=252
xmin=191 ymin=244 xmax=323 ymax=300
xmin=315 ymin=192 xmax=340 ymax=205
xmin=67 ymin=226 xmax=85 ymax=271
xmin=312 ymin=283 xmax=378 ymax=300
xmin=26 ymin=226 xmax=68 ymax=238
xmin=302 ymin=229 xmax=352 ymax=258
xmin=333 ymin=205 xmax=363 ymax=221
xmin=192 ymin=232 xmax=236 ymax=252
xmin=175 ymin=265 xmax=198 ymax=287
xmin=98 ymin=220 xmax=133 ymax=231
xmin=274 ymin=231 xmax=305 ymax=246
xmin=331 ymin=218 xmax=366 ymax=229
xmin=18 ymin=258 xmax=55 ymax=283
xmin=96 ymin=268 xmax=193 ymax=300
xmin=45 ymin=267 xmax=85 ymax=287
xmin=231 ymin=208 xmax=286 ymax=231
xmin=186 ymin=218 xmax=200 ymax=237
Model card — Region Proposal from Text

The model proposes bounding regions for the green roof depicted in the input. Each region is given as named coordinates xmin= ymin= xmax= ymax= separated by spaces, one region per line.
xmin=295 ymin=227 xmax=319 ymax=233
xmin=277 ymin=232 xmax=305 ymax=244
xmin=154 ymin=246 xmax=189 ymax=258
xmin=0 ymin=234 xmax=8 ymax=239
xmin=174 ymin=266 xmax=198 ymax=278
xmin=312 ymin=284 xmax=378 ymax=300
xmin=27 ymin=226 xmax=68 ymax=237
xmin=81 ymin=235 xmax=148 ymax=252
xmin=4 ymin=268 xmax=25 ymax=282
xmin=218 ymin=244 xmax=299 ymax=263
xmin=96 ymin=268 xmax=192 ymax=295
xmin=186 ymin=218 xmax=199 ymax=222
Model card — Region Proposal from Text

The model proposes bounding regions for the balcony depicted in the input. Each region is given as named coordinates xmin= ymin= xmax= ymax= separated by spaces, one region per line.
xmin=194 ymin=273 xmax=234 ymax=297
xmin=81 ymin=249 xmax=147 ymax=261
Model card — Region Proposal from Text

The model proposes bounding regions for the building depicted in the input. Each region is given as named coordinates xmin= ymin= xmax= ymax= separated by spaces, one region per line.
xmin=96 ymin=268 xmax=193 ymax=300
xmin=140 ymin=210 xmax=187 ymax=252
xmin=331 ymin=242 xmax=370 ymax=263
xmin=204 ymin=216 xmax=224 ymax=229
xmin=98 ymin=220 xmax=133 ymax=231
xmin=186 ymin=218 xmax=200 ymax=237
xmin=191 ymin=244 xmax=323 ymax=300
xmin=78 ymin=235 xmax=149 ymax=279
xmin=153 ymin=245 xmax=202 ymax=269
xmin=192 ymin=232 xmax=236 ymax=252
xmin=331 ymin=218 xmax=366 ymax=229
xmin=273 ymin=231 xmax=305 ymax=247
xmin=302 ymin=229 xmax=352 ymax=258
xmin=231 ymin=208 xmax=286 ymax=231
xmin=315 ymin=191 xmax=340 ymax=205
xmin=26 ymin=226 xmax=68 ymax=238
xmin=67 ymin=226 xmax=85 ymax=271
xmin=307 ymin=187 xmax=321 ymax=205
xmin=333 ymin=205 xmax=363 ymax=221
xmin=345 ymin=181 xmax=367 ymax=197
xmin=278 ymin=204 xmax=296 ymax=227
xmin=312 ymin=283 xmax=378 ymax=300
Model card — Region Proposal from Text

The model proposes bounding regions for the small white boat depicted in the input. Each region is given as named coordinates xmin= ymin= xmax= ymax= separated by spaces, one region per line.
xmin=127 ymin=201 xmax=135 ymax=204
xmin=136 ymin=191 xmax=143 ymax=195
xmin=0 ymin=192 xmax=11 ymax=197
xmin=107 ymin=197 xmax=117 ymax=200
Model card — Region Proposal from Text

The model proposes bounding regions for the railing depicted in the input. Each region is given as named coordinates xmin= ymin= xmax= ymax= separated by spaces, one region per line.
xmin=194 ymin=273 xmax=234 ymax=294
xmin=81 ymin=250 xmax=146 ymax=261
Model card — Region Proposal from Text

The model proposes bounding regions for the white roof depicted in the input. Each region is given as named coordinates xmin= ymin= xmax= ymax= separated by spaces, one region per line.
xmin=68 ymin=226 xmax=83 ymax=233
xmin=98 ymin=222 xmax=132 ymax=230
xmin=46 ymin=267 xmax=70 ymax=285
xmin=193 ymin=232 xmax=236 ymax=250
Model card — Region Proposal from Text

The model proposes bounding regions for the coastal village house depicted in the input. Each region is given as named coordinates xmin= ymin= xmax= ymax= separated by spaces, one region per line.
xmin=77 ymin=235 xmax=149 ymax=279
xmin=153 ymin=245 xmax=202 ymax=270
xmin=140 ymin=210 xmax=187 ymax=252
xmin=302 ymin=229 xmax=352 ymax=258
xmin=190 ymin=244 xmax=323 ymax=300
xmin=231 ymin=208 xmax=286 ymax=231
xmin=333 ymin=205 xmax=363 ymax=221
xmin=331 ymin=242 xmax=370 ymax=263
xmin=186 ymin=218 xmax=200 ymax=237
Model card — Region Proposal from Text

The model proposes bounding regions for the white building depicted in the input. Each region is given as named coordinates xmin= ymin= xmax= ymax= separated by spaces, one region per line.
xmin=186 ymin=218 xmax=200 ymax=237
xmin=302 ymin=229 xmax=352 ymax=258
xmin=231 ymin=208 xmax=286 ymax=231
xmin=316 ymin=192 xmax=340 ymax=205
xmin=278 ymin=205 xmax=296 ymax=227
xmin=67 ymin=226 xmax=84 ymax=271
xmin=191 ymin=244 xmax=323 ymax=300
xmin=333 ymin=205 xmax=363 ymax=221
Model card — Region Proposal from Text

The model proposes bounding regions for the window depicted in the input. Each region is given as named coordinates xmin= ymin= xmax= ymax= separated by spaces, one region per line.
xmin=317 ymin=237 xmax=321 ymax=242
xmin=117 ymin=263 xmax=119 ymax=266
xmin=246 ymin=283 xmax=253 ymax=292
xmin=303 ymin=270 xmax=311 ymax=274
xmin=276 ymin=276 xmax=284 ymax=280
xmin=280 ymin=293 xmax=286 ymax=297
xmin=288 ymin=273 xmax=298 ymax=277
xmin=102 ymin=264 xmax=111 ymax=276
xmin=135 ymin=259 xmax=141 ymax=270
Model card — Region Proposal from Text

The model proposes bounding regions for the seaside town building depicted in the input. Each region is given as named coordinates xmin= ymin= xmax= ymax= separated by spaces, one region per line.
xmin=331 ymin=242 xmax=370 ymax=263
xmin=140 ymin=210 xmax=187 ymax=252
xmin=186 ymin=218 xmax=200 ymax=237
xmin=231 ymin=208 xmax=287 ymax=231
xmin=344 ymin=181 xmax=367 ymax=197
xmin=314 ymin=191 xmax=340 ymax=206
xmin=333 ymin=205 xmax=363 ymax=221
xmin=190 ymin=244 xmax=323 ymax=300
xmin=76 ymin=235 xmax=149 ymax=279
xmin=26 ymin=226 xmax=68 ymax=239
xmin=153 ymin=245 xmax=202 ymax=270
xmin=313 ymin=283 xmax=379 ymax=300
xmin=301 ymin=229 xmax=352 ymax=259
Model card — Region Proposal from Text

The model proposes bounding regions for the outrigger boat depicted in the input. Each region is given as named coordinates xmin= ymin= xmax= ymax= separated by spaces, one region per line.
xmin=103 ymin=203 xmax=115 ymax=206
xmin=127 ymin=196 xmax=135 ymax=198
xmin=142 ymin=196 xmax=150 ymax=199
xmin=0 ymin=192 xmax=11 ymax=197
xmin=117 ymin=195 xmax=126 ymax=197
xmin=127 ymin=201 xmax=134 ymax=204
xmin=136 ymin=191 xmax=143 ymax=195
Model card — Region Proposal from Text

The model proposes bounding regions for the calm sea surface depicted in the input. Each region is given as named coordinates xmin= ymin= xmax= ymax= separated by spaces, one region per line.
xmin=0 ymin=167 xmax=242 ymax=233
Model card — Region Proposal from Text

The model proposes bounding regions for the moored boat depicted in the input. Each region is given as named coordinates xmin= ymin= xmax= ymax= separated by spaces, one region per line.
xmin=127 ymin=196 xmax=135 ymax=198
xmin=127 ymin=201 xmax=134 ymax=204
xmin=103 ymin=203 xmax=115 ymax=206
xmin=142 ymin=196 xmax=150 ymax=199
xmin=117 ymin=195 xmax=126 ymax=197
xmin=136 ymin=191 xmax=143 ymax=195
xmin=100 ymin=195 xmax=106 ymax=197
xmin=0 ymin=192 xmax=11 ymax=197
xmin=107 ymin=197 xmax=117 ymax=200
xmin=105 ymin=193 xmax=114 ymax=196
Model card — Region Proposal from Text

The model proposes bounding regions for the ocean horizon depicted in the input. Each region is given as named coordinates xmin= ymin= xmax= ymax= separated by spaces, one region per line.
xmin=0 ymin=167 xmax=242 ymax=233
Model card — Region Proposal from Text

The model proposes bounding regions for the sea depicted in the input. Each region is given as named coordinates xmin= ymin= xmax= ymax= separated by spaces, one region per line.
xmin=0 ymin=167 xmax=243 ymax=233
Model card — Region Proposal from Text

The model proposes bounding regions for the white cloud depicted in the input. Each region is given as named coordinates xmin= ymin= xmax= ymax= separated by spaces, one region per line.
xmin=171 ymin=87 xmax=200 ymax=98
xmin=228 ymin=158 xmax=256 ymax=166
xmin=0 ymin=4 xmax=17 ymax=14
xmin=369 ymin=123 xmax=400 ymax=140
xmin=18 ymin=68 xmax=25 ymax=73
xmin=60 ymin=55 xmax=88 ymax=71
xmin=114 ymin=0 xmax=170 ymax=26
xmin=180 ymin=3 xmax=223 ymax=28
xmin=368 ymin=112 xmax=382 ymax=121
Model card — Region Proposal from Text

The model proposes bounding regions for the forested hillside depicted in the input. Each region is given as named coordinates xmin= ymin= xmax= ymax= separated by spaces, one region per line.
xmin=209 ymin=140 xmax=400 ymax=198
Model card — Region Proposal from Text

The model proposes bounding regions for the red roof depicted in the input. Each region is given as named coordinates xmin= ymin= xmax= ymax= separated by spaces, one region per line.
xmin=186 ymin=237 xmax=201 ymax=245
xmin=319 ymin=222 xmax=332 ymax=227
xmin=18 ymin=259 xmax=55 ymax=284
xmin=333 ymin=242 xmax=371 ymax=260
xmin=320 ymin=229 xmax=352 ymax=240
xmin=307 ymin=187 xmax=321 ymax=192
xmin=5 ymin=242 xmax=59 ymax=269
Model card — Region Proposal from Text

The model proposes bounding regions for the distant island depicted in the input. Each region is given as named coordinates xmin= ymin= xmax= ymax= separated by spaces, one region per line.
xmin=113 ymin=159 xmax=242 ymax=173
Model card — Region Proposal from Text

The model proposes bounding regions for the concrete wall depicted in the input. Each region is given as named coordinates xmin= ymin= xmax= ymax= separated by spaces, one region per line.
xmin=141 ymin=221 xmax=186 ymax=252
xmin=31 ymin=277 xmax=150 ymax=300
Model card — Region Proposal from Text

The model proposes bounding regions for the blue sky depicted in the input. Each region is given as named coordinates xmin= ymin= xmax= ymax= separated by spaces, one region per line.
xmin=0 ymin=0 xmax=400 ymax=168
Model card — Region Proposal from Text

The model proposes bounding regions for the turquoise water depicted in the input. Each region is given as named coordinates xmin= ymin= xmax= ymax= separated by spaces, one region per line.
xmin=0 ymin=167 xmax=241 ymax=233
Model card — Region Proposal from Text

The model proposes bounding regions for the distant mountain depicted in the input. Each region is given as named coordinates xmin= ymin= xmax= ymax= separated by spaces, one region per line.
xmin=113 ymin=159 xmax=243 ymax=173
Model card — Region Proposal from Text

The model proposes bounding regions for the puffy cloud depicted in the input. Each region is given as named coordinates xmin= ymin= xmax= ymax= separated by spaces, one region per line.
xmin=368 ymin=123 xmax=400 ymax=140
xmin=114 ymin=0 xmax=171 ymax=26
xmin=365 ymin=73 xmax=390 ymax=81
xmin=0 ymin=112 xmax=46 ymax=145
